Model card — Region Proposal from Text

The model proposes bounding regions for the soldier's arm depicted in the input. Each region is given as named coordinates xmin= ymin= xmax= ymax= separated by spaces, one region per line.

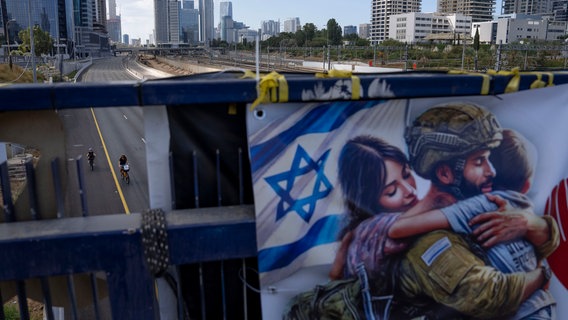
xmin=400 ymin=231 xmax=547 ymax=318
xmin=470 ymin=211 xmax=559 ymax=255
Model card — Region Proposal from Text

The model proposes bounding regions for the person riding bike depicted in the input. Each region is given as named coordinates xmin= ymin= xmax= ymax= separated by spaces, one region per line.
xmin=87 ymin=148 xmax=96 ymax=169
xmin=118 ymin=154 xmax=128 ymax=177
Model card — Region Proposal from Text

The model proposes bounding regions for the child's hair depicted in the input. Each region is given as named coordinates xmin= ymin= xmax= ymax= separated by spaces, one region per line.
xmin=337 ymin=135 xmax=409 ymax=238
xmin=490 ymin=129 xmax=537 ymax=192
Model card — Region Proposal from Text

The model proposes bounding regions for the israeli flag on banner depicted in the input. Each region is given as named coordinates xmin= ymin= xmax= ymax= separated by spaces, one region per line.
xmin=247 ymin=100 xmax=409 ymax=286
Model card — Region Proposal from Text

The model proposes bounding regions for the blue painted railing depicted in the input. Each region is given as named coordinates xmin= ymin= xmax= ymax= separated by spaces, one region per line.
xmin=1 ymin=69 xmax=567 ymax=319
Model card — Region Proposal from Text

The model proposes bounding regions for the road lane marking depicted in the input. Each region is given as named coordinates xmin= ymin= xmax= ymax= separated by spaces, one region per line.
xmin=90 ymin=108 xmax=131 ymax=214
xmin=123 ymin=114 xmax=128 ymax=120
xmin=141 ymin=138 xmax=146 ymax=144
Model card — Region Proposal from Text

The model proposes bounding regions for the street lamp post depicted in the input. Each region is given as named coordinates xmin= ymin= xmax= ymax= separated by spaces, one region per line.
xmin=5 ymin=19 xmax=15 ymax=69
xmin=27 ymin=0 xmax=37 ymax=82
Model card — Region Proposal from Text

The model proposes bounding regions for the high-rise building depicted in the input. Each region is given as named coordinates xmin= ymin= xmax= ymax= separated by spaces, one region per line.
xmin=93 ymin=0 xmax=106 ymax=30
xmin=552 ymin=0 xmax=568 ymax=21
xmin=180 ymin=0 xmax=199 ymax=43
xmin=370 ymin=0 xmax=421 ymax=43
xmin=283 ymin=17 xmax=300 ymax=32
xmin=219 ymin=1 xmax=232 ymax=42
xmin=388 ymin=12 xmax=471 ymax=42
xmin=359 ymin=23 xmax=371 ymax=39
xmin=344 ymin=25 xmax=357 ymax=36
xmin=438 ymin=0 xmax=494 ymax=22
xmin=107 ymin=0 xmax=121 ymax=43
xmin=199 ymin=0 xmax=214 ymax=44
xmin=220 ymin=1 xmax=232 ymax=18
xmin=501 ymin=0 xmax=553 ymax=15
xmin=261 ymin=19 xmax=279 ymax=40
xmin=154 ymin=0 xmax=181 ymax=44
xmin=154 ymin=0 xmax=169 ymax=43
xmin=168 ymin=0 xmax=180 ymax=43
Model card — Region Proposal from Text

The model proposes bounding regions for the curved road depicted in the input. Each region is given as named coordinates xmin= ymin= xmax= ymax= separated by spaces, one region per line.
xmin=61 ymin=56 xmax=164 ymax=215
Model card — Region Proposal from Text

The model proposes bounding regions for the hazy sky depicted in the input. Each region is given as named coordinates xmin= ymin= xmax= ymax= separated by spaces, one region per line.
xmin=118 ymin=0 xmax=439 ymax=42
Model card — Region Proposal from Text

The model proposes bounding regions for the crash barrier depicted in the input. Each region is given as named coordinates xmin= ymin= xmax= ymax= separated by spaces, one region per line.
xmin=1 ymin=68 xmax=568 ymax=319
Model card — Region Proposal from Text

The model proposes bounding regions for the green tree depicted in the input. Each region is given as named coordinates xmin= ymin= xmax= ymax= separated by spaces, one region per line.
xmin=303 ymin=23 xmax=317 ymax=43
xmin=326 ymin=19 xmax=342 ymax=45
xmin=18 ymin=25 xmax=53 ymax=56
xmin=473 ymin=27 xmax=480 ymax=70
xmin=294 ymin=29 xmax=306 ymax=47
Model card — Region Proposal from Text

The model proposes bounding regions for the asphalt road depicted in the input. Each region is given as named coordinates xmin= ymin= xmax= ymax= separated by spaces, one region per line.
xmin=61 ymin=56 xmax=154 ymax=215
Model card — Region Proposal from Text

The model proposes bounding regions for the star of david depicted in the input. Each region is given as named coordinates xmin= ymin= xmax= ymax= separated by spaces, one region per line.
xmin=265 ymin=145 xmax=333 ymax=223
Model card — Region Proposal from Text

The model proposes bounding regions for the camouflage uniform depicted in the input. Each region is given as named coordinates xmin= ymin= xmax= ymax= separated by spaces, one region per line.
xmin=396 ymin=217 xmax=558 ymax=319
xmin=398 ymin=103 xmax=559 ymax=319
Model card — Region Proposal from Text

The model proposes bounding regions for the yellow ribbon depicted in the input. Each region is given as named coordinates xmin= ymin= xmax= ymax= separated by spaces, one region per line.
xmin=526 ymin=72 xmax=554 ymax=88
xmin=250 ymin=71 xmax=288 ymax=110
xmin=487 ymin=68 xmax=521 ymax=93
xmin=315 ymin=70 xmax=361 ymax=100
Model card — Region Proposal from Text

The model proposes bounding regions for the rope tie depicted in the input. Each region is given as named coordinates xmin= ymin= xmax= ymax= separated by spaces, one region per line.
xmin=141 ymin=208 xmax=169 ymax=277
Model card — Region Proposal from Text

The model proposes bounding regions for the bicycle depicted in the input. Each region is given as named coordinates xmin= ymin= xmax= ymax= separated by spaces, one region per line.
xmin=88 ymin=157 xmax=95 ymax=171
xmin=121 ymin=164 xmax=130 ymax=184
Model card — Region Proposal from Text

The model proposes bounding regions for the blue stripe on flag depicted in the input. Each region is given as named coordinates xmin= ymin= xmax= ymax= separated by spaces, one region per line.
xmin=258 ymin=214 xmax=342 ymax=273
xmin=250 ymin=101 xmax=380 ymax=172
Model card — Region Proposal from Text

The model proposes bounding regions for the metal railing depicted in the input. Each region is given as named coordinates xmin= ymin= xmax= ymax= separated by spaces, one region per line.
xmin=1 ymin=70 xmax=568 ymax=319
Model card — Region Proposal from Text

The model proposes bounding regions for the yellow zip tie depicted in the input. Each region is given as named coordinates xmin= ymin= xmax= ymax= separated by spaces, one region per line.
xmin=240 ymin=70 xmax=257 ymax=79
xmin=529 ymin=73 xmax=546 ymax=89
xmin=447 ymin=70 xmax=491 ymax=95
xmin=250 ymin=71 xmax=288 ymax=110
xmin=314 ymin=70 xmax=361 ymax=100
xmin=526 ymin=72 xmax=555 ymax=88
xmin=489 ymin=68 xmax=520 ymax=93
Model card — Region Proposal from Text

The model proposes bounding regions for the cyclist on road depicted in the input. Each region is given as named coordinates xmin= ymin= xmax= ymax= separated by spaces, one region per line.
xmin=87 ymin=148 xmax=96 ymax=161
xmin=86 ymin=148 xmax=96 ymax=170
xmin=118 ymin=154 xmax=128 ymax=177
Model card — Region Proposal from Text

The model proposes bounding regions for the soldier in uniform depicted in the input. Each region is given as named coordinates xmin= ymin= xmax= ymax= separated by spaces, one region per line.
xmin=395 ymin=102 xmax=559 ymax=319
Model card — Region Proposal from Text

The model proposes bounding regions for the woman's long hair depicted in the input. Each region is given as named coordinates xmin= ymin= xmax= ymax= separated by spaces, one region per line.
xmin=337 ymin=135 xmax=409 ymax=239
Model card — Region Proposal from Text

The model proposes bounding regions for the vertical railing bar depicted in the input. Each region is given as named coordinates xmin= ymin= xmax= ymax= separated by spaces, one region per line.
xmin=16 ymin=280 xmax=30 ymax=320
xmin=51 ymin=158 xmax=64 ymax=218
xmin=169 ymin=152 xmax=176 ymax=210
xmin=238 ymin=148 xmax=244 ymax=205
xmin=24 ymin=160 xmax=39 ymax=220
xmin=198 ymin=265 xmax=206 ymax=320
xmin=75 ymin=156 xmax=101 ymax=319
xmin=193 ymin=151 xmax=206 ymax=320
xmin=216 ymin=149 xmax=222 ymax=207
xmin=66 ymin=275 xmax=79 ymax=320
xmin=221 ymin=260 xmax=227 ymax=320
xmin=75 ymin=156 xmax=88 ymax=217
xmin=215 ymin=149 xmax=227 ymax=320
xmin=27 ymin=160 xmax=55 ymax=320
xmin=0 ymin=160 xmax=15 ymax=222
xmin=40 ymin=277 xmax=55 ymax=320
xmin=175 ymin=266 xmax=185 ymax=320
xmin=0 ymin=286 xmax=5 ymax=320
xmin=242 ymin=259 xmax=248 ymax=320
xmin=238 ymin=147 xmax=248 ymax=320
xmin=170 ymin=152 xmax=184 ymax=320
xmin=89 ymin=274 xmax=101 ymax=320
xmin=192 ymin=151 xmax=199 ymax=209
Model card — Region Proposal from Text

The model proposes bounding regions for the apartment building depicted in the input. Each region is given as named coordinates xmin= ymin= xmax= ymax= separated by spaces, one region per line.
xmin=389 ymin=12 xmax=472 ymax=43
xmin=370 ymin=0 xmax=421 ymax=43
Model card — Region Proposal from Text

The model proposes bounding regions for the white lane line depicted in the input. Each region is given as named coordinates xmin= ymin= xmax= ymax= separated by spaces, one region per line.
xmin=141 ymin=138 xmax=146 ymax=144
xmin=123 ymin=114 xmax=128 ymax=120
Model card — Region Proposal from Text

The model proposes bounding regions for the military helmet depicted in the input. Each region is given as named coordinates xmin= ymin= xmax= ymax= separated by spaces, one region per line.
xmin=405 ymin=102 xmax=502 ymax=179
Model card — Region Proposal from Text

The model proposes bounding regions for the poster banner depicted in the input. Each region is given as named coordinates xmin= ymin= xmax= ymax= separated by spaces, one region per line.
xmin=247 ymin=83 xmax=568 ymax=319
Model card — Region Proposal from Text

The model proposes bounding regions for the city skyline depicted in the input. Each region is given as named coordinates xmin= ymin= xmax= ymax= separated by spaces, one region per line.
xmin=119 ymin=0 xmax=441 ymax=42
